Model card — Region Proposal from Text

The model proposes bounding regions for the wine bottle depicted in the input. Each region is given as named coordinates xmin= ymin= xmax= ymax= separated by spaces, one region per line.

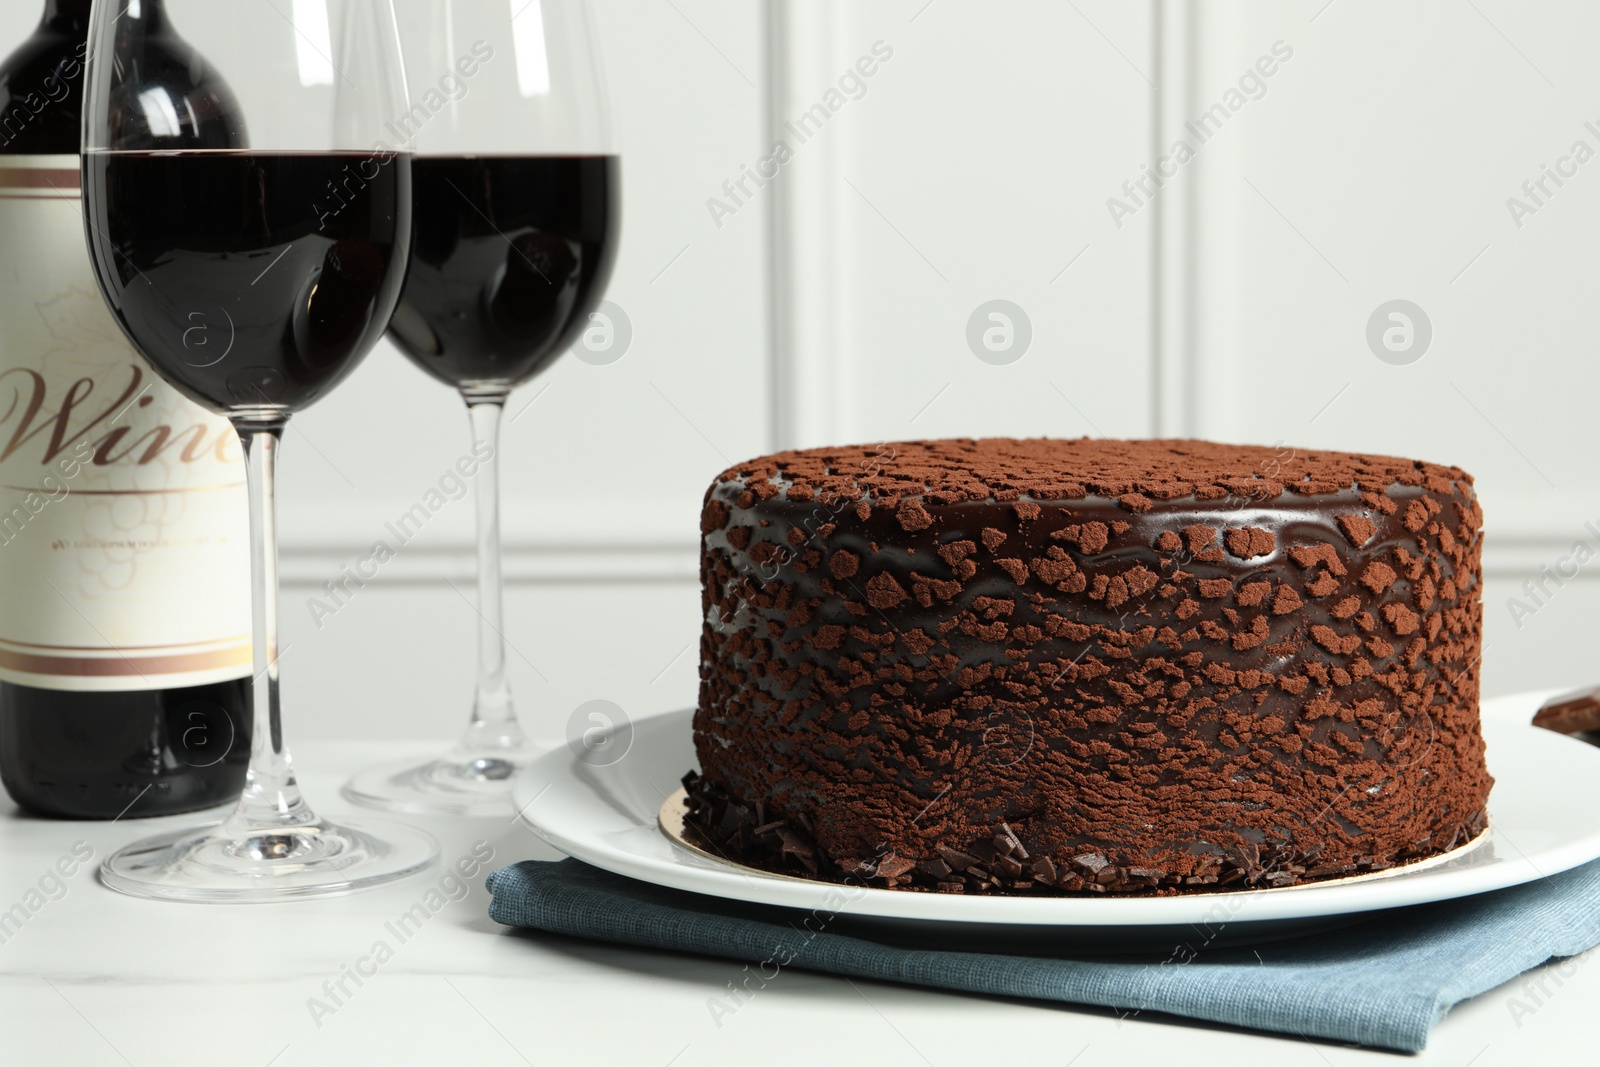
xmin=0 ymin=0 xmax=252 ymax=818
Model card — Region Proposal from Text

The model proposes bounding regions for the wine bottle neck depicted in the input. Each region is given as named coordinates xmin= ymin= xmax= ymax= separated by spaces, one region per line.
xmin=42 ymin=0 xmax=166 ymax=30
xmin=41 ymin=0 xmax=92 ymax=23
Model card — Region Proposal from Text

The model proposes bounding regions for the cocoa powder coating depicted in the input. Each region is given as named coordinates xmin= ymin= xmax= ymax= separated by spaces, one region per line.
xmin=689 ymin=438 xmax=1491 ymax=895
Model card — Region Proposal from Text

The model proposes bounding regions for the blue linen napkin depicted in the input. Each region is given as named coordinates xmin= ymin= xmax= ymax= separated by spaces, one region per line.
xmin=487 ymin=856 xmax=1600 ymax=1052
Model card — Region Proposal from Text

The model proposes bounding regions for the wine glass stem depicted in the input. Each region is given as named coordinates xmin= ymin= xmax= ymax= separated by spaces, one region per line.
xmin=461 ymin=388 xmax=524 ymax=756
xmin=224 ymin=419 xmax=315 ymax=836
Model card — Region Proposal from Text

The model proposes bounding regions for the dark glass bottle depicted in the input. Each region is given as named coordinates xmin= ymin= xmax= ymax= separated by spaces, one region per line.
xmin=0 ymin=0 xmax=252 ymax=819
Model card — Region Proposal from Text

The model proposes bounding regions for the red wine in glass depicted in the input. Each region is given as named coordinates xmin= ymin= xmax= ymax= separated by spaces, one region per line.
xmin=389 ymin=155 xmax=619 ymax=390
xmin=85 ymin=150 xmax=407 ymax=412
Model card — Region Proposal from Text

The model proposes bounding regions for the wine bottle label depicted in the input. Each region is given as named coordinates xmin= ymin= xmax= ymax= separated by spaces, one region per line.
xmin=0 ymin=155 xmax=251 ymax=691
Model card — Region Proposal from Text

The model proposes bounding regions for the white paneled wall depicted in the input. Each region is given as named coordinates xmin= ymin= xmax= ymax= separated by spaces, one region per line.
xmin=770 ymin=1 xmax=1156 ymax=448
xmin=275 ymin=0 xmax=774 ymax=739
xmin=2 ymin=2 xmax=1594 ymax=741
xmin=1180 ymin=1 xmax=1600 ymax=539
xmin=1169 ymin=1 xmax=1600 ymax=699
xmin=277 ymin=0 xmax=773 ymax=578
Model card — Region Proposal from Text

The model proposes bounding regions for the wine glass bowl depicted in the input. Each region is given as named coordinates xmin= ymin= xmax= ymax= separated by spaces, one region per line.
xmin=387 ymin=154 xmax=618 ymax=390
xmin=81 ymin=0 xmax=436 ymax=901
xmin=84 ymin=150 xmax=410 ymax=415
xmin=341 ymin=0 xmax=619 ymax=816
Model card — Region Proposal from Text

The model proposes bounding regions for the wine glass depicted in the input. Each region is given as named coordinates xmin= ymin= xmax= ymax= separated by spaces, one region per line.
xmin=82 ymin=0 xmax=437 ymax=900
xmin=341 ymin=0 xmax=619 ymax=816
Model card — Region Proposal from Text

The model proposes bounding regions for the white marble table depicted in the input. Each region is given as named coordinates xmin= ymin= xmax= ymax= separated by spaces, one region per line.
xmin=0 ymin=740 xmax=1589 ymax=1066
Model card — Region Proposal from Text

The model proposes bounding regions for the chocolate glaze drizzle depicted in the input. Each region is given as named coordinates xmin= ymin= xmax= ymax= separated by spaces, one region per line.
xmin=691 ymin=439 xmax=1491 ymax=895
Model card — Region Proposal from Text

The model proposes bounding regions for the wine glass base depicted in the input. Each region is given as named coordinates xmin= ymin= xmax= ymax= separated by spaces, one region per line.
xmin=100 ymin=817 xmax=438 ymax=903
xmin=341 ymin=752 xmax=534 ymax=817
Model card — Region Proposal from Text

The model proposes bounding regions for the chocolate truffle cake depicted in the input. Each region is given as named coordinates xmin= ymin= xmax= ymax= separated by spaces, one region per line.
xmin=686 ymin=438 xmax=1490 ymax=895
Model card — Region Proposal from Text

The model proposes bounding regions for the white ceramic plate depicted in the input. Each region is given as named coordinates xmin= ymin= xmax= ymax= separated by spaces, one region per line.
xmin=511 ymin=690 xmax=1600 ymax=933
